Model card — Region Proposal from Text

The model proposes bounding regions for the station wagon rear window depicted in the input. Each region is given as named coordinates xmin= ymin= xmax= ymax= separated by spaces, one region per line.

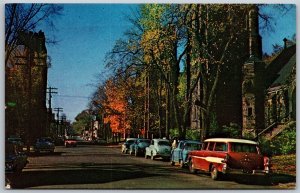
xmin=230 ymin=143 xmax=257 ymax=153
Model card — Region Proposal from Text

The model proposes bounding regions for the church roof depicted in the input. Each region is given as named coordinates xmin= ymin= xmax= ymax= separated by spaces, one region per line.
xmin=265 ymin=44 xmax=296 ymax=88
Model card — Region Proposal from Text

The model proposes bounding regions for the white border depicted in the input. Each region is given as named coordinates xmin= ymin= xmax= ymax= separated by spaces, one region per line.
xmin=0 ymin=0 xmax=299 ymax=193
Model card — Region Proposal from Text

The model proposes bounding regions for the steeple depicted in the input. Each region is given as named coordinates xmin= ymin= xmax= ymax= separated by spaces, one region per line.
xmin=241 ymin=5 xmax=265 ymax=139
xmin=248 ymin=5 xmax=262 ymax=60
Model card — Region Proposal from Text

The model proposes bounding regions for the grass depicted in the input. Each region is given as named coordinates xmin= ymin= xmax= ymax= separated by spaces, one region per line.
xmin=271 ymin=154 xmax=296 ymax=176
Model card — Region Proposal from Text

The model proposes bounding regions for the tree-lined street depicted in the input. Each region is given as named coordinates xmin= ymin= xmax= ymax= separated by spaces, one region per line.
xmin=4 ymin=3 xmax=296 ymax=190
xmin=6 ymin=144 xmax=294 ymax=189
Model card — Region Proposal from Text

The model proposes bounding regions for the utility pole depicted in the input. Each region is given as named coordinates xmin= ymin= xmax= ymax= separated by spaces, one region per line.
xmin=46 ymin=87 xmax=57 ymax=135
xmin=53 ymin=107 xmax=63 ymax=136
xmin=47 ymin=87 xmax=57 ymax=111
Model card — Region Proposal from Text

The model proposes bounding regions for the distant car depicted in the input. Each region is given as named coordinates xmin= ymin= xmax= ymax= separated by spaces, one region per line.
xmin=92 ymin=138 xmax=107 ymax=145
xmin=5 ymin=141 xmax=28 ymax=173
xmin=129 ymin=139 xmax=151 ymax=156
xmin=171 ymin=140 xmax=202 ymax=168
xmin=187 ymin=138 xmax=271 ymax=180
xmin=145 ymin=139 xmax=171 ymax=160
xmin=34 ymin=137 xmax=55 ymax=153
xmin=64 ymin=136 xmax=77 ymax=147
xmin=121 ymin=138 xmax=137 ymax=154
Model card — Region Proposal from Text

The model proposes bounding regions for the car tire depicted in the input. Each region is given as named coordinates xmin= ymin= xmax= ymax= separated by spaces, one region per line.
xmin=189 ymin=158 xmax=196 ymax=174
xmin=170 ymin=154 xmax=175 ymax=166
xmin=179 ymin=160 xmax=185 ymax=168
xmin=145 ymin=153 xmax=148 ymax=159
xmin=211 ymin=165 xmax=219 ymax=180
xmin=170 ymin=160 xmax=175 ymax=166
xmin=151 ymin=152 xmax=155 ymax=160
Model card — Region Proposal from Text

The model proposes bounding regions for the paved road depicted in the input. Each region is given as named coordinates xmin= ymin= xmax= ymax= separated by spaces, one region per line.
xmin=7 ymin=144 xmax=293 ymax=189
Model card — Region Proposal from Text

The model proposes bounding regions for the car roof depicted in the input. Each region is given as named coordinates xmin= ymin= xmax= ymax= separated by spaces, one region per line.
xmin=204 ymin=138 xmax=258 ymax=145
xmin=153 ymin=138 xmax=169 ymax=142
xmin=126 ymin=138 xmax=137 ymax=141
xmin=137 ymin=138 xmax=150 ymax=141
xmin=180 ymin=140 xmax=201 ymax=144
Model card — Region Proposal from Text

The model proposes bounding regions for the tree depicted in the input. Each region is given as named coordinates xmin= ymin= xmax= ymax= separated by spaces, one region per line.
xmin=5 ymin=4 xmax=63 ymax=66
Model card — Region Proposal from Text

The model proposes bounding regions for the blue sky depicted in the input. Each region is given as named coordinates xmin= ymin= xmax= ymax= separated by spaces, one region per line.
xmin=39 ymin=4 xmax=296 ymax=122
xmin=42 ymin=4 xmax=138 ymax=122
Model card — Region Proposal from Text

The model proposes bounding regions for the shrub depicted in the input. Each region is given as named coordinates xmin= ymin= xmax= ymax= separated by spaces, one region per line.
xmin=259 ymin=122 xmax=296 ymax=156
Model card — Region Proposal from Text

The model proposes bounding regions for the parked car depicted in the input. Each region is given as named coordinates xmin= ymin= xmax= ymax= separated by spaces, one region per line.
xmin=171 ymin=140 xmax=202 ymax=168
xmin=8 ymin=137 xmax=24 ymax=151
xmin=92 ymin=138 xmax=107 ymax=145
xmin=34 ymin=137 xmax=55 ymax=153
xmin=64 ymin=136 xmax=77 ymax=147
xmin=121 ymin=138 xmax=137 ymax=154
xmin=129 ymin=139 xmax=151 ymax=156
xmin=5 ymin=141 xmax=28 ymax=173
xmin=54 ymin=136 xmax=64 ymax=145
xmin=145 ymin=139 xmax=171 ymax=160
xmin=187 ymin=138 xmax=271 ymax=180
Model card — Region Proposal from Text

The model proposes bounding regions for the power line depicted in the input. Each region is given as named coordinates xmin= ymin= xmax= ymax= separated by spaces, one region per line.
xmin=54 ymin=95 xmax=90 ymax=99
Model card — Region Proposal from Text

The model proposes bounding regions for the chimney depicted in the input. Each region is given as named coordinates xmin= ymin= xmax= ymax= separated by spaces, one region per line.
xmin=283 ymin=38 xmax=288 ymax=49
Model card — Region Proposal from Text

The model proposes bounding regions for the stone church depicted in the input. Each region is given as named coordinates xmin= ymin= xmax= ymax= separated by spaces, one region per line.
xmin=190 ymin=6 xmax=296 ymax=139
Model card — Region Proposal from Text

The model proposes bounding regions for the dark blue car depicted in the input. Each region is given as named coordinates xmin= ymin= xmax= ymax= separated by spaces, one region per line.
xmin=171 ymin=140 xmax=202 ymax=168
xmin=129 ymin=139 xmax=151 ymax=156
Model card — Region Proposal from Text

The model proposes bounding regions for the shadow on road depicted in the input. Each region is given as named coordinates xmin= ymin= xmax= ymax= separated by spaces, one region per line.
xmin=27 ymin=152 xmax=65 ymax=157
xmin=192 ymin=171 xmax=296 ymax=186
xmin=7 ymin=163 xmax=167 ymax=189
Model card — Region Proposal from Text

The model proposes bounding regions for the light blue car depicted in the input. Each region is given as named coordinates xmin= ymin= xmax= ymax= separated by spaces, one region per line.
xmin=170 ymin=140 xmax=202 ymax=168
xmin=145 ymin=139 xmax=171 ymax=160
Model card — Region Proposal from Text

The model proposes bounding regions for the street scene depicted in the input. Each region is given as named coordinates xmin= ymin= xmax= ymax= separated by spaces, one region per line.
xmin=5 ymin=143 xmax=296 ymax=189
xmin=4 ymin=3 xmax=296 ymax=190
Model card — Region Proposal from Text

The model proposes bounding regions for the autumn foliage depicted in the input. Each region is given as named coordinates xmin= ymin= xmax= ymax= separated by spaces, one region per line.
xmin=103 ymin=78 xmax=130 ymax=134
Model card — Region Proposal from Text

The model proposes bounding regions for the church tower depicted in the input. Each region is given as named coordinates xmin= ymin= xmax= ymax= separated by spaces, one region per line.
xmin=241 ymin=6 xmax=265 ymax=139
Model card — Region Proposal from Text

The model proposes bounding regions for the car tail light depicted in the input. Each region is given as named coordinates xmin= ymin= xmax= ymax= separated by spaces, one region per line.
xmin=264 ymin=157 xmax=270 ymax=166
xmin=264 ymin=156 xmax=270 ymax=173
xmin=222 ymin=153 xmax=230 ymax=163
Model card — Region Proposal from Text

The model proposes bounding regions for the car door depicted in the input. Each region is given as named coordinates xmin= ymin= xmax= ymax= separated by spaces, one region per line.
xmin=146 ymin=140 xmax=154 ymax=156
xmin=172 ymin=142 xmax=182 ymax=162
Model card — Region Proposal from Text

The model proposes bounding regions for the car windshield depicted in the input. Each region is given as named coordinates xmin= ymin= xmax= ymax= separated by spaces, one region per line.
xmin=230 ymin=143 xmax=258 ymax=153
xmin=40 ymin=138 xmax=52 ymax=142
xmin=158 ymin=141 xmax=169 ymax=146
xmin=185 ymin=143 xmax=201 ymax=150
xmin=127 ymin=140 xmax=135 ymax=144
xmin=139 ymin=139 xmax=150 ymax=144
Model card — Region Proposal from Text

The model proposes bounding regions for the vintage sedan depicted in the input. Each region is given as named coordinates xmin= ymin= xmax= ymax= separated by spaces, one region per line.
xmin=129 ymin=139 xmax=151 ymax=156
xmin=34 ymin=137 xmax=55 ymax=153
xmin=187 ymin=138 xmax=271 ymax=180
xmin=171 ymin=140 xmax=202 ymax=168
xmin=145 ymin=139 xmax=171 ymax=160
xmin=64 ymin=136 xmax=77 ymax=147
xmin=121 ymin=138 xmax=137 ymax=154
xmin=5 ymin=142 xmax=28 ymax=173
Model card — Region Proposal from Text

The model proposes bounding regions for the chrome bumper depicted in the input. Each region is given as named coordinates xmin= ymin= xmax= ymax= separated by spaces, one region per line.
xmin=222 ymin=165 xmax=270 ymax=175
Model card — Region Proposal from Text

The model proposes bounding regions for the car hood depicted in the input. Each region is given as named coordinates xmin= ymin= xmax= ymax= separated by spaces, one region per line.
xmin=138 ymin=142 xmax=150 ymax=148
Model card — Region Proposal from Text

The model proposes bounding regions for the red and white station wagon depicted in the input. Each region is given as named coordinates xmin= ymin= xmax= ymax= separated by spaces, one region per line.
xmin=187 ymin=138 xmax=271 ymax=180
